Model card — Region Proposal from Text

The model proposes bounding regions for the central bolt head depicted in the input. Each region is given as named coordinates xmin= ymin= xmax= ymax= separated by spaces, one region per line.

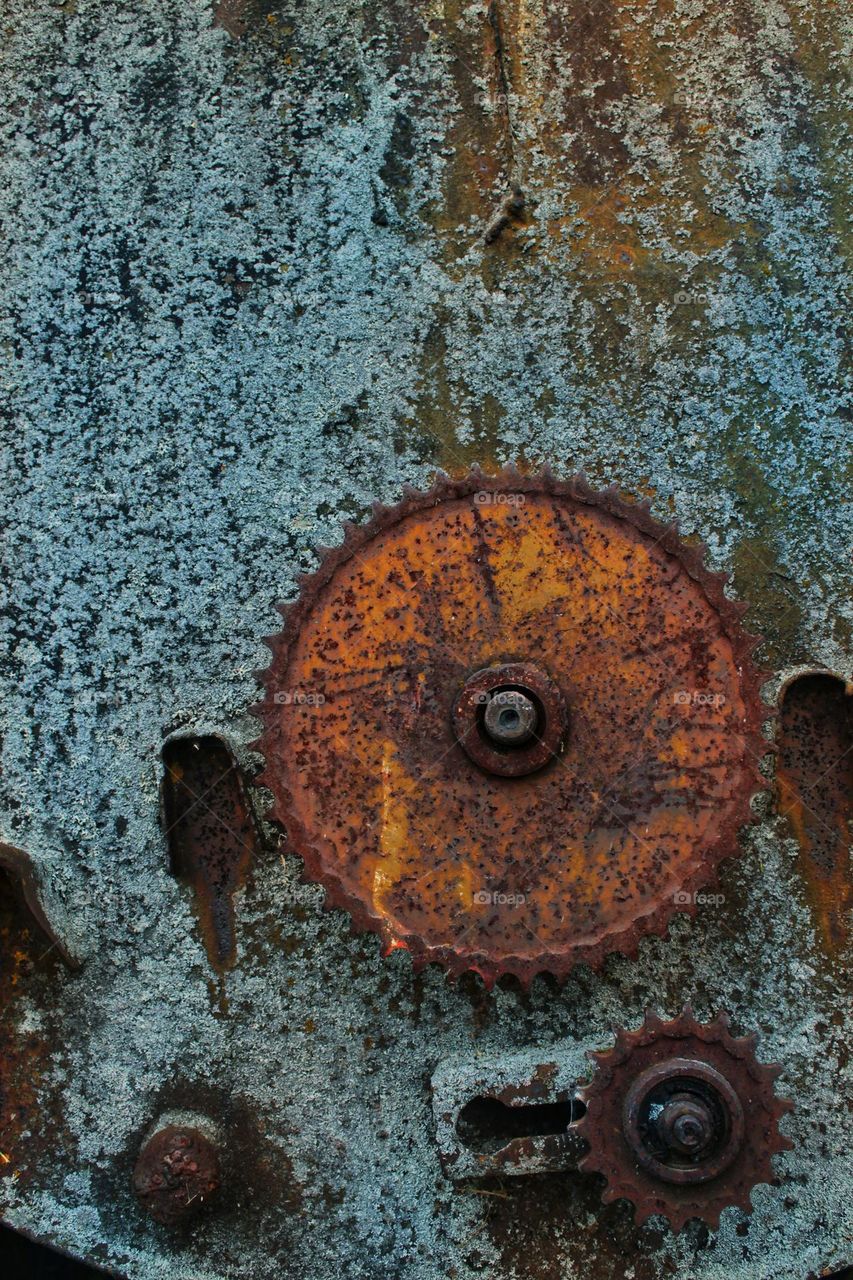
xmin=656 ymin=1095 xmax=715 ymax=1157
xmin=482 ymin=689 xmax=538 ymax=747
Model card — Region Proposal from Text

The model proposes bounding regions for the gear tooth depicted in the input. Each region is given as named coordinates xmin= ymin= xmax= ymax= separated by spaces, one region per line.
xmin=426 ymin=470 xmax=451 ymax=501
xmin=667 ymin=1206 xmax=693 ymax=1233
xmin=644 ymin=1008 xmax=664 ymax=1032
xmin=611 ymin=1022 xmax=630 ymax=1048
xmin=274 ymin=600 xmax=294 ymax=619
xmin=370 ymin=499 xmax=388 ymax=519
xmin=705 ymin=1208 xmax=723 ymax=1232
xmin=477 ymin=966 xmax=499 ymax=992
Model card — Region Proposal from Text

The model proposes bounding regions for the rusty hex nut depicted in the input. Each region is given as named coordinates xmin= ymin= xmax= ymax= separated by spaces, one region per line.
xmin=132 ymin=1125 xmax=220 ymax=1225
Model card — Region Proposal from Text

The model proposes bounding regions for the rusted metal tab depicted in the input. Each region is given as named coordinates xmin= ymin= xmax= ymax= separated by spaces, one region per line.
xmin=431 ymin=1047 xmax=584 ymax=1179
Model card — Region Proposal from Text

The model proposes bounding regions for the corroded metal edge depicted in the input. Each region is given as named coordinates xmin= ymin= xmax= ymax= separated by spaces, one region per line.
xmin=0 ymin=841 xmax=79 ymax=970
xmin=252 ymin=466 xmax=774 ymax=988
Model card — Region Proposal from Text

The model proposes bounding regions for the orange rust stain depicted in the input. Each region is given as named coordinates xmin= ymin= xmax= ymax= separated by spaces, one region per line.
xmin=777 ymin=673 xmax=852 ymax=957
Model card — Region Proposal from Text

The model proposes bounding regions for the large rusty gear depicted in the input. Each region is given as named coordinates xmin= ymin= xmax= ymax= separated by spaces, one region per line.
xmin=254 ymin=468 xmax=770 ymax=986
xmin=576 ymin=1008 xmax=793 ymax=1231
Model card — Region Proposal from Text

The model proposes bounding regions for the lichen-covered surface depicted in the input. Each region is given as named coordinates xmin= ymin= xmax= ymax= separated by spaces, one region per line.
xmin=0 ymin=1 xmax=850 ymax=1278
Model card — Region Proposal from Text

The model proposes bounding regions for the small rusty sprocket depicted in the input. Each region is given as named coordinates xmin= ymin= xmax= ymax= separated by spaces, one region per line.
xmin=576 ymin=1008 xmax=793 ymax=1231
xmin=254 ymin=468 xmax=770 ymax=986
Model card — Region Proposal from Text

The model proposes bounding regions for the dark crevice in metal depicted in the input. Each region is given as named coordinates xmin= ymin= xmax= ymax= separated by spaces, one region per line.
xmin=160 ymin=735 xmax=260 ymax=974
xmin=456 ymin=1096 xmax=582 ymax=1154
xmin=777 ymin=671 xmax=852 ymax=957
xmin=485 ymin=0 xmax=517 ymax=179
xmin=0 ymin=843 xmax=78 ymax=969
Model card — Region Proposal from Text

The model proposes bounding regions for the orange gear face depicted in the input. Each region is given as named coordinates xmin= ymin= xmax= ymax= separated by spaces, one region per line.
xmin=256 ymin=471 xmax=768 ymax=985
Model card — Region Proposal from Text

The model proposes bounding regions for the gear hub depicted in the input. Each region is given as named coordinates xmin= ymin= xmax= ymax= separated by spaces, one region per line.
xmin=576 ymin=1008 xmax=793 ymax=1231
xmin=255 ymin=468 xmax=769 ymax=985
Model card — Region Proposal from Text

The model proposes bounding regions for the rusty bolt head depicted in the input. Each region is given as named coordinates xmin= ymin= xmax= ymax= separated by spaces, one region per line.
xmin=132 ymin=1125 xmax=220 ymax=1226
xmin=482 ymin=688 xmax=538 ymax=747
xmin=452 ymin=662 xmax=568 ymax=778
xmin=655 ymin=1094 xmax=715 ymax=1157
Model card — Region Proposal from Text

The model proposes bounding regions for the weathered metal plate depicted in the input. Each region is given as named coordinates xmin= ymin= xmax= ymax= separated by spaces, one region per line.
xmin=432 ymin=1046 xmax=584 ymax=1179
xmin=0 ymin=0 xmax=850 ymax=1277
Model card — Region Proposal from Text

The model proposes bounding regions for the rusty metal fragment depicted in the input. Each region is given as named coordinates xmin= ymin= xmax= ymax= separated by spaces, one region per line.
xmin=212 ymin=0 xmax=247 ymax=39
xmin=576 ymin=1009 xmax=793 ymax=1233
xmin=132 ymin=1125 xmax=220 ymax=1226
xmin=256 ymin=469 xmax=770 ymax=987
xmin=160 ymin=736 xmax=260 ymax=973
xmin=0 ymin=872 xmax=64 ymax=1195
xmin=777 ymin=671 xmax=852 ymax=957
